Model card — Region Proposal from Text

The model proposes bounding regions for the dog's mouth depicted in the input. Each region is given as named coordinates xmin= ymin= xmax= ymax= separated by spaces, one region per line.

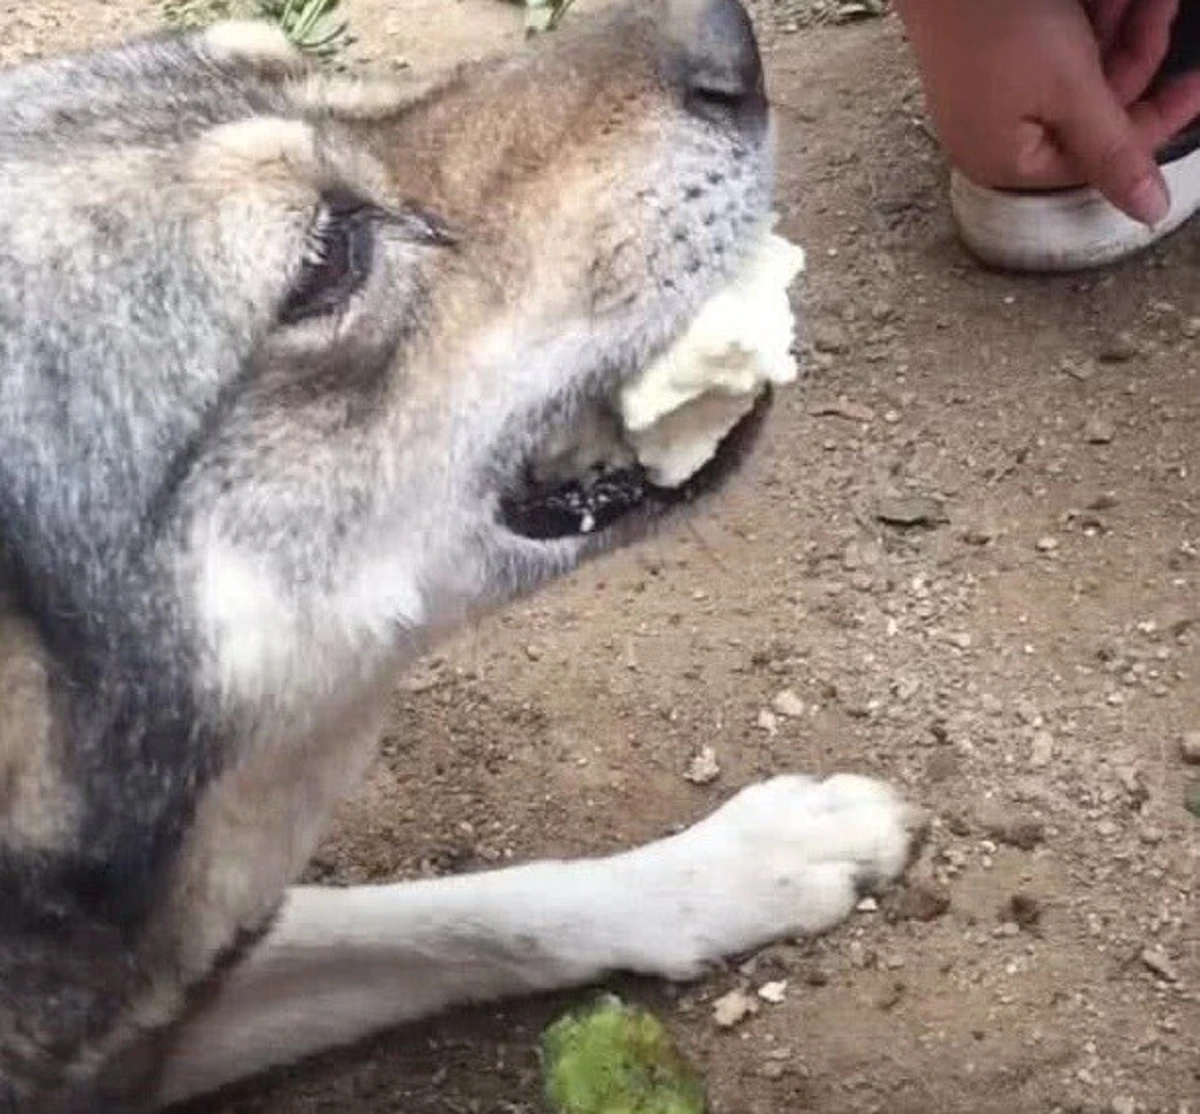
xmin=498 ymin=385 xmax=770 ymax=542
xmin=496 ymin=223 xmax=803 ymax=544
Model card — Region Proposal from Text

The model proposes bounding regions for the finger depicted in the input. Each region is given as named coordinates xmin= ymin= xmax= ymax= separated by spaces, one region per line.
xmin=1104 ymin=0 xmax=1179 ymax=105
xmin=998 ymin=69 xmax=1200 ymax=203
xmin=1090 ymin=0 xmax=1139 ymax=48
xmin=1051 ymin=77 xmax=1171 ymax=223
xmin=1128 ymin=67 xmax=1200 ymax=147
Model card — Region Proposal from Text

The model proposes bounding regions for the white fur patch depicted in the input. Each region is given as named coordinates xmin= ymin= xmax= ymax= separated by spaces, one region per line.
xmin=191 ymin=534 xmax=428 ymax=711
xmin=202 ymin=22 xmax=305 ymax=71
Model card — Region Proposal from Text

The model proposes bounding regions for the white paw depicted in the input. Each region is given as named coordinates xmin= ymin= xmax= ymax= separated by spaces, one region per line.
xmin=617 ymin=774 xmax=922 ymax=980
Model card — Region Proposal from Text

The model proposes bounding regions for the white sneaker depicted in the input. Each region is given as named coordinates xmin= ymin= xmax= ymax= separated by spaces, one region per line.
xmin=950 ymin=130 xmax=1200 ymax=273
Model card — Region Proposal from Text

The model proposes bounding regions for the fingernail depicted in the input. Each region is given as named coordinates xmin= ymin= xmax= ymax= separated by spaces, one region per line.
xmin=1128 ymin=175 xmax=1171 ymax=228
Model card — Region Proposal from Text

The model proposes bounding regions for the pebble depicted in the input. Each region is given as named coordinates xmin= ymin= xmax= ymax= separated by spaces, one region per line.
xmin=977 ymin=806 xmax=1045 ymax=851
xmin=1084 ymin=416 xmax=1116 ymax=444
xmin=875 ymin=979 xmax=905 ymax=1012
xmin=962 ymin=522 xmax=997 ymax=546
xmin=683 ymin=746 xmax=721 ymax=786
xmin=875 ymin=495 xmax=948 ymax=528
xmin=1098 ymin=332 xmax=1140 ymax=362
xmin=712 ymin=988 xmax=759 ymax=1028
xmin=757 ymin=980 xmax=788 ymax=1005
xmin=1180 ymin=731 xmax=1200 ymax=764
xmin=1035 ymin=536 xmax=1059 ymax=554
xmin=771 ymin=689 xmax=806 ymax=718
xmin=1006 ymin=892 xmax=1042 ymax=931
xmin=1060 ymin=356 xmax=1094 ymax=381
xmin=756 ymin=708 xmax=780 ymax=735
xmin=811 ymin=321 xmax=850 ymax=354
xmin=811 ymin=397 xmax=875 ymax=423
xmin=1139 ymin=946 xmax=1179 ymax=983
xmin=890 ymin=881 xmax=951 ymax=922
xmin=1029 ymin=729 xmax=1055 ymax=768
xmin=800 ymin=964 xmax=830 ymax=987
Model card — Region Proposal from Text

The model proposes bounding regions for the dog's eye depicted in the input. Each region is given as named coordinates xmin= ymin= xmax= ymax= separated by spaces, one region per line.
xmin=279 ymin=194 xmax=376 ymax=326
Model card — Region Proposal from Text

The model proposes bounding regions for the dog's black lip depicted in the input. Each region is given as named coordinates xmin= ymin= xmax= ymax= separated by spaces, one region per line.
xmin=499 ymin=387 xmax=772 ymax=541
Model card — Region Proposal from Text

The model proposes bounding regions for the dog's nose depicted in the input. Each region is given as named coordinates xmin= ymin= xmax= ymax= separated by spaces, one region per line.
xmin=670 ymin=0 xmax=766 ymax=131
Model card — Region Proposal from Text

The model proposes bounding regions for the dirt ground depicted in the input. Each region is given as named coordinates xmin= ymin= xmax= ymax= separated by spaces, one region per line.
xmin=6 ymin=2 xmax=1197 ymax=1111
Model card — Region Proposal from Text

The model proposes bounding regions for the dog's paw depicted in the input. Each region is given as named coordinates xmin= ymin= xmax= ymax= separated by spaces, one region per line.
xmin=620 ymin=774 xmax=923 ymax=980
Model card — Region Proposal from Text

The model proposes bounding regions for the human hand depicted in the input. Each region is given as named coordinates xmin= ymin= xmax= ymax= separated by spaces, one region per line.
xmin=895 ymin=0 xmax=1200 ymax=226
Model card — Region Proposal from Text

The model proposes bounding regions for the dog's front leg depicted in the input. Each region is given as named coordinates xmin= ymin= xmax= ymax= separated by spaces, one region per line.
xmin=155 ymin=774 xmax=919 ymax=1108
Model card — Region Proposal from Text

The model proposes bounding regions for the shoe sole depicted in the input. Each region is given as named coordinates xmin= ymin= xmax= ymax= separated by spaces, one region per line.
xmin=950 ymin=142 xmax=1200 ymax=273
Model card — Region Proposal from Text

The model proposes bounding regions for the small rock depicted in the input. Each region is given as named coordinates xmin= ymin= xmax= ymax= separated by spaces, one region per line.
xmin=978 ymin=806 xmax=1045 ymax=851
xmin=1098 ymin=332 xmax=1140 ymax=362
xmin=1117 ymin=764 xmax=1149 ymax=805
xmin=1180 ymin=731 xmax=1200 ymax=764
xmin=944 ymin=631 xmax=973 ymax=650
xmin=1084 ymin=416 xmax=1116 ymax=444
xmin=758 ymin=1059 xmax=789 ymax=1080
xmin=756 ymin=708 xmax=779 ymax=736
xmin=771 ymin=689 xmax=806 ymax=718
xmin=1139 ymin=946 xmax=1179 ymax=983
xmin=1006 ymin=892 xmax=1042 ymax=931
xmin=945 ymin=810 xmax=972 ymax=837
xmin=1029 ymin=730 xmax=1055 ymax=769
xmin=757 ymin=980 xmax=788 ymax=1005
xmin=1035 ymin=535 xmax=1059 ymax=553
xmin=683 ymin=746 xmax=721 ymax=786
xmin=1060 ymin=356 xmax=1094 ymax=382
xmin=524 ymin=643 xmax=543 ymax=661
xmin=890 ymin=881 xmax=951 ymax=922
xmin=962 ymin=522 xmax=997 ymax=546
xmin=800 ymin=964 xmax=830 ymax=987
xmin=712 ymin=988 xmax=759 ymax=1028
xmin=875 ymin=979 xmax=905 ymax=1011
xmin=846 ymin=941 xmax=871 ymax=969
xmin=811 ymin=397 xmax=876 ymax=423
xmin=856 ymin=896 xmax=879 ymax=913
xmin=811 ymin=321 xmax=850 ymax=354
xmin=875 ymin=495 xmax=947 ymax=529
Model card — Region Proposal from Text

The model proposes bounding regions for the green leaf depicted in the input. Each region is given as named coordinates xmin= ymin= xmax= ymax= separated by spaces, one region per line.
xmin=161 ymin=0 xmax=352 ymax=61
xmin=542 ymin=996 xmax=707 ymax=1114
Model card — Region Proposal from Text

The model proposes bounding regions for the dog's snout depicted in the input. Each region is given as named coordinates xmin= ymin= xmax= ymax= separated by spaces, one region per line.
xmin=670 ymin=0 xmax=766 ymax=131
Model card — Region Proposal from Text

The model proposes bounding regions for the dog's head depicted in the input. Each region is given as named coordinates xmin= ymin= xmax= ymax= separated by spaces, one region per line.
xmin=0 ymin=9 xmax=781 ymax=1088
xmin=0 ymin=0 xmax=774 ymax=719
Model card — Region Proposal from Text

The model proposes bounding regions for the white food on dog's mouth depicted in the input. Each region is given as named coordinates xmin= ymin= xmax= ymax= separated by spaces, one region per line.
xmin=619 ymin=228 xmax=807 ymax=488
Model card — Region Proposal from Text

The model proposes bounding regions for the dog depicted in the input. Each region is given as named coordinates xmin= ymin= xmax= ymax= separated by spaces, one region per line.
xmin=0 ymin=3 xmax=918 ymax=1109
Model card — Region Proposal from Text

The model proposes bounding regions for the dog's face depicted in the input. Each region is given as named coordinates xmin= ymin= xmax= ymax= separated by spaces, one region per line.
xmin=1 ymin=1 xmax=773 ymax=746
